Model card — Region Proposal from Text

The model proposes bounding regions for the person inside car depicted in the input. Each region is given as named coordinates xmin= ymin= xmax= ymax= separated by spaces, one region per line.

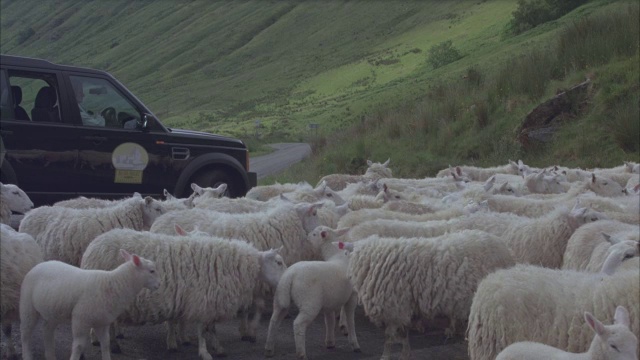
xmin=72 ymin=79 xmax=105 ymax=127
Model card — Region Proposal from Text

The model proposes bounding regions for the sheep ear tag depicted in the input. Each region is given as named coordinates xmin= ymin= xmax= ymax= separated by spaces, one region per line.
xmin=133 ymin=254 xmax=141 ymax=267
xmin=321 ymin=231 xmax=327 ymax=239
xmin=338 ymin=242 xmax=345 ymax=250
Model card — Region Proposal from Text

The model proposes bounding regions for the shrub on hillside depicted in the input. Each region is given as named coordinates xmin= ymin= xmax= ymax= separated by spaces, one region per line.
xmin=427 ymin=40 xmax=462 ymax=69
xmin=508 ymin=0 xmax=587 ymax=35
xmin=16 ymin=27 xmax=35 ymax=45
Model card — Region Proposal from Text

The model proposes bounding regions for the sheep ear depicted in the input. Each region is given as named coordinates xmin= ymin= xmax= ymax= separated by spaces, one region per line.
xmin=280 ymin=193 xmax=291 ymax=202
xmin=120 ymin=249 xmax=132 ymax=262
xmin=518 ymin=160 xmax=523 ymax=166
xmin=584 ymin=312 xmax=606 ymax=337
xmin=175 ymin=224 xmax=188 ymax=236
xmin=335 ymin=227 xmax=350 ymax=237
xmin=614 ymin=306 xmax=631 ymax=328
xmin=163 ymin=189 xmax=172 ymax=200
xmin=132 ymin=254 xmax=141 ymax=267
xmin=216 ymin=183 xmax=228 ymax=193
xmin=456 ymin=166 xmax=462 ymax=176
xmin=382 ymin=158 xmax=390 ymax=167
xmin=591 ymin=173 xmax=596 ymax=183
xmin=499 ymin=182 xmax=508 ymax=191
xmin=367 ymin=160 xmax=373 ymax=166
xmin=601 ymin=232 xmax=619 ymax=244
xmin=144 ymin=196 xmax=154 ymax=205
xmin=191 ymin=183 xmax=203 ymax=195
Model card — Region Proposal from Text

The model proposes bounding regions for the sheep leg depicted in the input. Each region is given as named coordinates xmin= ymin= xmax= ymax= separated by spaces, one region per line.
xmin=399 ymin=327 xmax=411 ymax=360
xmin=323 ymin=311 xmax=336 ymax=348
xmin=91 ymin=327 xmax=99 ymax=346
xmin=338 ymin=306 xmax=349 ymax=336
xmin=264 ymin=304 xmax=288 ymax=357
xmin=242 ymin=298 xmax=264 ymax=343
xmin=165 ymin=321 xmax=179 ymax=351
xmin=93 ymin=325 xmax=112 ymax=360
xmin=113 ymin=321 xmax=124 ymax=339
xmin=177 ymin=319 xmax=191 ymax=345
xmin=1 ymin=320 xmax=16 ymax=359
xmin=293 ymin=307 xmax=319 ymax=360
xmin=69 ymin=321 xmax=90 ymax=360
xmin=444 ymin=317 xmax=456 ymax=338
xmin=204 ymin=323 xmax=226 ymax=356
xmin=108 ymin=323 xmax=122 ymax=354
xmin=195 ymin=322 xmax=213 ymax=360
xmin=344 ymin=293 xmax=361 ymax=352
xmin=43 ymin=320 xmax=58 ymax=360
xmin=381 ymin=325 xmax=404 ymax=360
xmin=19 ymin=304 xmax=39 ymax=360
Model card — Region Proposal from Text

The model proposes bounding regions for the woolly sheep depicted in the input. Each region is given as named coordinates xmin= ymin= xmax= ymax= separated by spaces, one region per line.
xmin=524 ymin=170 xmax=569 ymax=194
xmin=190 ymin=183 xmax=227 ymax=207
xmin=0 ymin=224 xmax=42 ymax=360
xmin=435 ymin=160 xmax=527 ymax=181
xmin=245 ymin=181 xmax=307 ymax=202
xmin=150 ymin=201 xmax=324 ymax=266
xmin=316 ymin=159 xmax=392 ymax=191
xmin=20 ymin=249 xmax=160 ymax=360
xmin=562 ymin=220 xmax=640 ymax=273
xmin=495 ymin=305 xmax=638 ymax=360
xmin=467 ymin=265 xmax=640 ymax=360
xmin=162 ymin=189 xmax=196 ymax=211
xmin=80 ymin=229 xmax=286 ymax=360
xmin=19 ymin=196 xmax=166 ymax=266
xmin=277 ymin=181 xmax=346 ymax=206
xmin=0 ymin=182 xmax=33 ymax=227
xmin=53 ymin=192 xmax=142 ymax=209
xmin=265 ymin=226 xmax=359 ymax=359
xmin=338 ymin=202 xmax=481 ymax=228
xmin=345 ymin=230 xmax=515 ymax=360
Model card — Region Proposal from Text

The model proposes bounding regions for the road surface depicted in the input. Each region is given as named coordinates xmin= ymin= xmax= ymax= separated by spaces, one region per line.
xmin=250 ymin=143 xmax=312 ymax=180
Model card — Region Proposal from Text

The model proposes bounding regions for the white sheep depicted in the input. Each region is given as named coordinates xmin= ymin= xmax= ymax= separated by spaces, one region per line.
xmin=245 ymin=181 xmax=308 ymax=201
xmin=467 ymin=265 xmax=640 ymax=360
xmin=53 ymin=192 xmax=142 ymax=209
xmin=19 ymin=196 xmax=166 ymax=266
xmin=0 ymin=224 xmax=42 ymax=360
xmin=524 ymin=169 xmax=569 ymax=194
xmin=0 ymin=182 xmax=34 ymax=227
xmin=345 ymin=230 xmax=515 ymax=360
xmin=264 ymin=227 xmax=359 ymax=359
xmin=162 ymin=189 xmax=196 ymax=211
xmin=435 ymin=160 xmax=528 ymax=181
xmin=276 ymin=181 xmax=346 ymax=206
xmin=150 ymin=201 xmax=324 ymax=266
xmin=316 ymin=158 xmax=393 ymax=191
xmin=495 ymin=305 xmax=638 ymax=360
xmin=20 ymin=249 xmax=160 ymax=360
xmin=562 ymin=220 xmax=640 ymax=273
xmin=80 ymin=229 xmax=286 ymax=360
xmin=190 ymin=182 xmax=227 ymax=207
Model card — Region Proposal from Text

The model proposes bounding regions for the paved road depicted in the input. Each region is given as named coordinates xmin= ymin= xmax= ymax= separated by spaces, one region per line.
xmin=250 ymin=143 xmax=312 ymax=180
xmin=3 ymin=307 xmax=469 ymax=360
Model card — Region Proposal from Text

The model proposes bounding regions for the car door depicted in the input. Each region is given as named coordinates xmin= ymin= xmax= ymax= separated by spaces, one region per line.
xmin=0 ymin=67 xmax=81 ymax=204
xmin=63 ymin=73 xmax=175 ymax=198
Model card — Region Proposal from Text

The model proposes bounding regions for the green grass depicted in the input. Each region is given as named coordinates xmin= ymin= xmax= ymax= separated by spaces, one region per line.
xmin=2 ymin=0 xmax=638 ymax=186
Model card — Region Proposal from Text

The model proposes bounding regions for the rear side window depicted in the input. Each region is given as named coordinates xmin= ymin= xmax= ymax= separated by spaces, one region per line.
xmin=0 ymin=70 xmax=12 ymax=120
xmin=7 ymin=71 xmax=61 ymax=123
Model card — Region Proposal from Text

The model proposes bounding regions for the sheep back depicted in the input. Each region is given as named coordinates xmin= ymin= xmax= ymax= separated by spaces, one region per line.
xmin=347 ymin=230 xmax=515 ymax=329
xmin=467 ymin=265 xmax=640 ymax=360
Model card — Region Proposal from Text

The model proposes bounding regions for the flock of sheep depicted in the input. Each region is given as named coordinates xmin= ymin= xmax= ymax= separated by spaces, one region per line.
xmin=0 ymin=156 xmax=639 ymax=360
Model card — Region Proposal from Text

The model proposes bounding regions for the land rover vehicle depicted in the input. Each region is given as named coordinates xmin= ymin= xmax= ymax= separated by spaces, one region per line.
xmin=0 ymin=54 xmax=256 ymax=206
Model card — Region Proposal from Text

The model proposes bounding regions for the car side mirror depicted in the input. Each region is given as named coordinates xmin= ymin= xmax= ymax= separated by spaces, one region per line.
xmin=139 ymin=113 xmax=153 ymax=130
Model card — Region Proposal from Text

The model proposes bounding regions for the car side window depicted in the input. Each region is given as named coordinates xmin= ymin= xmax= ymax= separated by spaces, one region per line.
xmin=7 ymin=71 xmax=61 ymax=123
xmin=69 ymin=75 xmax=141 ymax=129
xmin=0 ymin=71 xmax=12 ymax=120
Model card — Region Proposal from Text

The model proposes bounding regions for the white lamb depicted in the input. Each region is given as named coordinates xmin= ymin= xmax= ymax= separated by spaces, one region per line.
xmin=80 ymin=229 xmax=286 ymax=360
xmin=277 ymin=180 xmax=346 ymax=206
xmin=0 ymin=182 xmax=34 ymax=227
xmin=265 ymin=226 xmax=359 ymax=359
xmin=53 ymin=192 xmax=143 ymax=209
xmin=0 ymin=224 xmax=43 ymax=360
xmin=19 ymin=196 xmax=166 ymax=266
xmin=562 ymin=220 xmax=640 ymax=272
xmin=345 ymin=230 xmax=515 ymax=360
xmin=495 ymin=305 xmax=638 ymax=360
xmin=20 ymin=249 xmax=160 ymax=360
xmin=524 ymin=169 xmax=569 ymax=194
xmin=467 ymin=265 xmax=640 ymax=360
xmin=245 ymin=181 xmax=308 ymax=201
xmin=150 ymin=201 xmax=324 ymax=266
xmin=190 ymin=183 xmax=227 ymax=207
xmin=316 ymin=158 xmax=393 ymax=191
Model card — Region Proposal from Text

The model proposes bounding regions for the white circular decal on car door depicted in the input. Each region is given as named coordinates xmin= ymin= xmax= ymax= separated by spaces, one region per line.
xmin=112 ymin=142 xmax=149 ymax=184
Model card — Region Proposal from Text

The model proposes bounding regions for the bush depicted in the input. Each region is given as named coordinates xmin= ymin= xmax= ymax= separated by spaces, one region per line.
xmin=509 ymin=0 xmax=587 ymax=35
xmin=16 ymin=27 xmax=35 ymax=45
xmin=427 ymin=40 xmax=462 ymax=69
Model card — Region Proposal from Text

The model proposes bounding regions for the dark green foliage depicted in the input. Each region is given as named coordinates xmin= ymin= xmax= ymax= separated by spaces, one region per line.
xmin=427 ymin=40 xmax=463 ymax=69
xmin=16 ymin=27 xmax=35 ymax=45
xmin=509 ymin=0 xmax=588 ymax=35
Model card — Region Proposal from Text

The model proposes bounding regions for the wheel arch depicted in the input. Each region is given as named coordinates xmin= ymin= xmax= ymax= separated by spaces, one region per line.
xmin=174 ymin=153 xmax=250 ymax=198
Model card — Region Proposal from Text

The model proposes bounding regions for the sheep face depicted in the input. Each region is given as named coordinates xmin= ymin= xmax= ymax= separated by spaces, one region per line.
xmin=295 ymin=202 xmax=323 ymax=233
xmin=314 ymin=181 xmax=346 ymax=206
xmin=585 ymin=306 xmax=638 ymax=360
xmin=0 ymin=182 xmax=34 ymax=213
xmin=142 ymin=197 xmax=167 ymax=229
xmin=589 ymin=174 xmax=627 ymax=197
xmin=569 ymin=206 xmax=608 ymax=227
xmin=307 ymin=226 xmax=349 ymax=250
xmin=121 ymin=249 xmax=160 ymax=291
xmin=259 ymin=247 xmax=287 ymax=288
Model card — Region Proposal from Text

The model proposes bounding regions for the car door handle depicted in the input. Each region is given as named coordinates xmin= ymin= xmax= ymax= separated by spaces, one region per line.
xmin=82 ymin=135 xmax=107 ymax=144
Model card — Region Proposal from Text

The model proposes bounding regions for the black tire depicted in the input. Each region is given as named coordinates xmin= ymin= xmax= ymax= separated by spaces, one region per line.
xmin=192 ymin=169 xmax=240 ymax=198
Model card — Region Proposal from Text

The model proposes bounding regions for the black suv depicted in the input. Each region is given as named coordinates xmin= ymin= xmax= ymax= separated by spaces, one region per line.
xmin=0 ymin=54 xmax=256 ymax=206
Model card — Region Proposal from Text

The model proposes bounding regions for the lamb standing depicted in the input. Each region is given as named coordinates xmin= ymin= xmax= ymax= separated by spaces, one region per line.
xmin=316 ymin=159 xmax=393 ymax=191
xmin=20 ymin=249 xmax=160 ymax=360
xmin=495 ymin=305 xmax=638 ymax=360
xmin=0 ymin=182 xmax=34 ymax=228
xmin=0 ymin=224 xmax=43 ymax=360
xmin=264 ymin=227 xmax=360 ymax=359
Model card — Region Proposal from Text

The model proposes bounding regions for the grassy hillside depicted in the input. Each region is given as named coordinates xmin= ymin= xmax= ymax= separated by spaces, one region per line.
xmin=1 ymin=0 xmax=638 ymax=185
